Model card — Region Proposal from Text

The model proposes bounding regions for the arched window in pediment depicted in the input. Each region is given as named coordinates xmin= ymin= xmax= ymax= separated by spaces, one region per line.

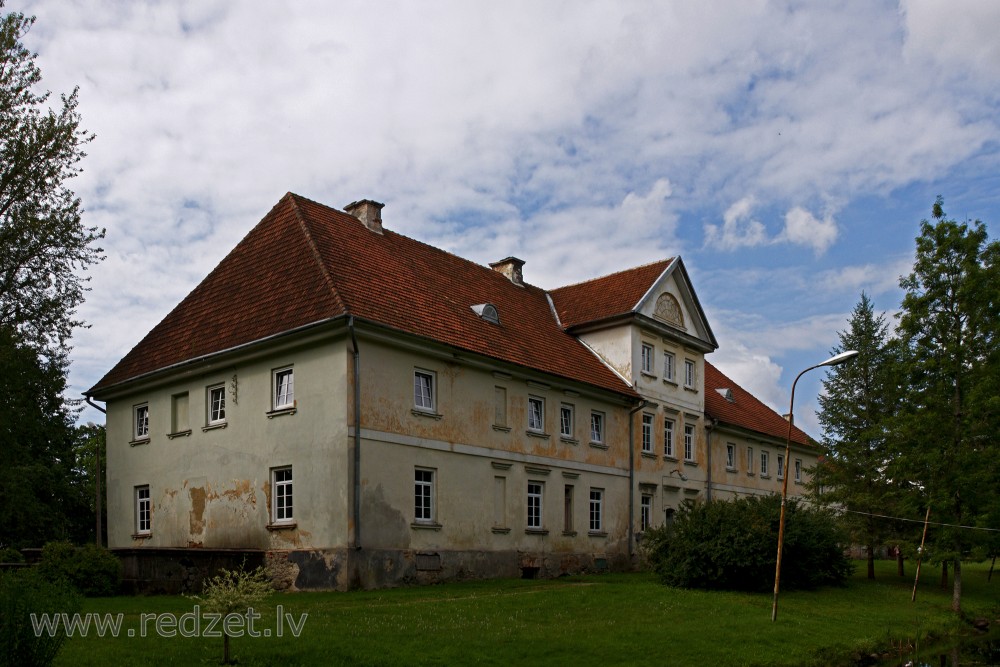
xmin=654 ymin=293 xmax=684 ymax=327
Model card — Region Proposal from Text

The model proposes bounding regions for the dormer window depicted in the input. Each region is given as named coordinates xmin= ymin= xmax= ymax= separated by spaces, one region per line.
xmin=471 ymin=303 xmax=500 ymax=324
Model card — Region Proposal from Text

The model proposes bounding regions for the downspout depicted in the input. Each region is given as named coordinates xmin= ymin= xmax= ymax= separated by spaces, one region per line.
xmin=348 ymin=317 xmax=362 ymax=550
xmin=85 ymin=397 xmax=106 ymax=548
xmin=627 ymin=400 xmax=649 ymax=559
xmin=705 ymin=418 xmax=717 ymax=502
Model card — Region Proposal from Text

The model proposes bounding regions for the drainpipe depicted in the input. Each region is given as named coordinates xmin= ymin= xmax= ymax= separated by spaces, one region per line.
xmin=627 ymin=400 xmax=649 ymax=559
xmin=705 ymin=418 xmax=717 ymax=502
xmin=348 ymin=317 xmax=362 ymax=550
xmin=85 ymin=397 xmax=106 ymax=548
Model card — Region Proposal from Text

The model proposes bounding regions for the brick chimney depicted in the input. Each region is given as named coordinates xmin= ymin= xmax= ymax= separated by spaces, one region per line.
xmin=344 ymin=199 xmax=384 ymax=234
xmin=490 ymin=257 xmax=525 ymax=286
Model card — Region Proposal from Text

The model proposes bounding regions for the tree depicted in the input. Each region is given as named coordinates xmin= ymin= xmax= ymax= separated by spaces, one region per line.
xmin=815 ymin=293 xmax=902 ymax=579
xmin=193 ymin=565 xmax=274 ymax=664
xmin=0 ymin=4 xmax=103 ymax=354
xmin=894 ymin=196 xmax=1000 ymax=613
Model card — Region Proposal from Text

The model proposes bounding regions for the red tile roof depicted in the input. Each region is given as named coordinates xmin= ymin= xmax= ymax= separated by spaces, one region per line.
xmin=548 ymin=260 xmax=673 ymax=329
xmin=90 ymin=193 xmax=639 ymax=398
xmin=704 ymin=361 xmax=813 ymax=447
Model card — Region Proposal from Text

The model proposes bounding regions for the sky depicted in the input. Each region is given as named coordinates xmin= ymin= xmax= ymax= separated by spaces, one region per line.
xmin=16 ymin=0 xmax=1000 ymax=437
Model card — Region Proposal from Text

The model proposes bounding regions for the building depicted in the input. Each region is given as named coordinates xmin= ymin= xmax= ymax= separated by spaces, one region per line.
xmin=86 ymin=193 xmax=816 ymax=591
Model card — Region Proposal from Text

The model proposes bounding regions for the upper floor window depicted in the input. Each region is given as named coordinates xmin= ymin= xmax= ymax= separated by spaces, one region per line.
xmin=726 ymin=443 xmax=736 ymax=469
xmin=760 ymin=451 xmax=769 ymax=476
xmin=777 ymin=455 xmax=785 ymax=480
xmin=560 ymin=404 xmax=574 ymax=439
xmin=273 ymin=367 xmax=294 ymax=410
xmin=684 ymin=359 xmax=696 ymax=388
xmin=641 ymin=344 xmax=654 ymax=375
xmin=683 ymin=424 xmax=695 ymax=461
xmin=528 ymin=397 xmax=544 ymax=432
xmin=641 ymin=413 xmax=654 ymax=453
xmin=747 ymin=446 xmax=754 ymax=475
xmin=590 ymin=411 xmax=605 ymax=444
xmin=663 ymin=351 xmax=675 ymax=381
xmin=208 ymin=385 xmax=226 ymax=425
xmin=133 ymin=404 xmax=149 ymax=441
xmin=664 ymin=418 xmax=675 ymax=458
xmin=413 ymin=369 xmax=435 ymax=412
xmin=795 ymin=459 xmax=802 ymax=483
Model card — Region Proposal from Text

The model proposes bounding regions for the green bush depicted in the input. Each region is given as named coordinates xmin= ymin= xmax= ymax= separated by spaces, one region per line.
xmin=642 ymin=495 xmax=853 ymax=592
xmin=37 ymin=541 xmax=121 ymax=597
xmin=0 ymin=546 xmax=24 ymax=563
xmin=0 ymin=568 xmax=81 ymax=667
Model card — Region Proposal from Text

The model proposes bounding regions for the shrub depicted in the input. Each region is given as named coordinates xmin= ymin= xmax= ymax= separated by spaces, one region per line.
xmin=191 ymin=564 xmax=273 ymax=664
xmin=37 ymin=541 xmax=121 ymax=597
xmin=642 ymin=495 xmax=853 ymax=592
xmin=0 ymin=546 xmax=24 ymax=563
xmin=0 ymin=568 xmax=81 ymax=667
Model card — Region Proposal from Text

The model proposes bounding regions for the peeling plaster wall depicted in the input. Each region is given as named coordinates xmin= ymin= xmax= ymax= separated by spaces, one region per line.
xmin=105 ymin=336 xmax=349 ymax=551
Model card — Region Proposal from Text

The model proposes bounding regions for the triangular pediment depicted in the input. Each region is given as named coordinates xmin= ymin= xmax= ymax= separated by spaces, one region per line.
xmin=633 ymin=258 xmax=717 ymax=352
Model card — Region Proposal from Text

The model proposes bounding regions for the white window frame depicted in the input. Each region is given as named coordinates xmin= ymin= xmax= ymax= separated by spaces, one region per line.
xmin=795 ymin=459 xmax=802 ymax=483
xmin=760 ymin=451 xmax=769 ymax=477
xmin=414 ymin=468 xmax=435 ymax=523
xmin=590 ymin=411 xmax=605 ymax=444
xmin=273 ymin=367 xmax=295 ymax=411
xmin=726 ymin=443 xmax=736 ymax=469
xmin=271 ymin=466 xmax=293 ymax=524
xmin=527 ymin=482 xmax=544 ymax=529
xmin=413 ymin=369 xmax=436 ymax=412
xmin=683 ymin=424 xmax=695 ymax=461
xmin=589 ymin=488 xmax=603 ymax=532
xmin=640 ymin=494 xmax=652 ymax=531
xmin=777 ymin=454 xmax=785 ymax=480
xmin=641 ymin=413 xmax=654 ymax=453
xmin=560 ymin=404 xmax=574 ymax=439
xmin=528 ymin=396 xmax=545 ymax=433
xmin=684 ymin=359 xmax=696 ymax=388
xmin=663 ymin=351 xmax=675 ymax=381
xmin=207 ymin=384 xmax=226 ymax=425
xmin=641 ymin=343 xmax=654 ymax=375
xmin=135 ymin=485 xmax=151 ymax=535
xmin=664 ymin=418 xmax=675 ymax=458
xmin=133 ymin=403 xmax=149 ymax=441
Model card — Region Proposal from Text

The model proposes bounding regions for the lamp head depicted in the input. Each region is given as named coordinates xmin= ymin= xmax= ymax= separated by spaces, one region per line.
xmin=821 ymin=350 xmax=859 ymax=367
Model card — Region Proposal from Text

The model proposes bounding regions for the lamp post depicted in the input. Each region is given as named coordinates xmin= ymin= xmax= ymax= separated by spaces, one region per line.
xmin=771 ymin=350 xmax=859 ymax=622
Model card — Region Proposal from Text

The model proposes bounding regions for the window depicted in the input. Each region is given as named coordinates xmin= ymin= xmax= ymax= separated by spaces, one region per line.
xmin=589 ymin=488 xmax=603 ymax=532
xmin=639 ymin=413 xmax=653 ymax=453
xmin=273 ymin=367 xmax=294 ymax=410
xmin=663 ymin=351 xmax=675 ymax=381
xmin=664 ymin=418 xmax=675 ymax=458
xmin=271 ymin=467 xmax=293 ymax=523
xmin=560 ymin=404 xmax=574 ymax=438
xmin=684 ymin=359 xmax=696 ymax=388
xmin=134 ymin=404 xmax=149 ymax=441
xmin=414 ymin=468 xmax=435 ymax=523
xmin=494 ymin=386 xmax=507 ymax=427
xmin=528 ymin=397 xmax=544 ymax=432
xmin=208 ymin=385 xmax=226 ymax=425
xmin=795 ymin=459 xmax=802 ymax=483
xmin=413 ymin=370 xmax=435 ymax=412
xmin=640 ymin=494 xmax=652 ymax=531
xmin=563 ymin=485 xmax=574 ymax=533
xmin=135 ymin=485 xmax=151 ymax=535
xmin=527 ymin=482 xmax=543 ymax=529
xmin=683 ymin=424 xmax=695 ymax=461
xmin=747 ymin=446 xmax=754 ymax=475
xmin=760 ymin=451 xmax=769 ymax=476
xmin=590 ymin=411 xmax=604 ymax=443
xmin=641 ymin=343 xmax=654 ymax=374
xmin=777 ymin=455 xmax=785 ymax=479
xmin=726 ymin=443 xmax=736 ymax=469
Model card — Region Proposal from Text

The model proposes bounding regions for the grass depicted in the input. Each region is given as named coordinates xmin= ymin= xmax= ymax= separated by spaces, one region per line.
xmin=51 ymin=560 xmax=998 ymax=667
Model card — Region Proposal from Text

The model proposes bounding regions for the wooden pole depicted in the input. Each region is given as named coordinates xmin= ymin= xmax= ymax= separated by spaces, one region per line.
xmin=911 ymin=506 xmax=931 ymax=602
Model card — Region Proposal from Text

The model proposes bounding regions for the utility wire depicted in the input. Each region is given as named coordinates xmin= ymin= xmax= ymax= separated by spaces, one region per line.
xmin=800 ymin=500 xmax=1000 ymax=533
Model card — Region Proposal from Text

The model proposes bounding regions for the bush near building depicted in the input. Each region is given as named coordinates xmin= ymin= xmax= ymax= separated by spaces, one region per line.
xmin=37 ymin=542 xmax=121 ymax=597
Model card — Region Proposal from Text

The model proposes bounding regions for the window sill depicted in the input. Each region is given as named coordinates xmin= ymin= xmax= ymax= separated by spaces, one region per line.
xmin=129 ymin=438 xmax=150 ymax=447
xmin=640 ymin=451 xmax=657 ymax=460
xmin=588 ymin=531 xmax=608 ymax=538
xmin=411 ymin=521 xmax=442 ymax=531
xmin=492 ymin=425 xmax=511 ymax=433
xmin=525 ymin=528 xmax=549 ymax=536
xmin=662 ymin=378 xmax=678 ymax=387
xmin=166 ymin=430 xmax=192 ymax=440
xmin=760 ymin=474 xmax=771 ymax=479
xmin=526 ymin=430 xmax=550 ymax=440
xmin=726 ymin=467 xmax=738 ymax=473
xmin=412 ymin=408 xmax=443 ymax=420
xmin=663 ymin=454 xmax=678 ymax=462
xmin=131 ymin=532 xmax=152 ymax=540
xmin=640 ymin=371 xmax=658 ymax=380
xmin=562 ymin=530 xmax=577 ymax=537
xmin=683 ymin=386 xmax=698 ymax=393
xmin=201 ymin=423 xmax=227 ymax=433
xmin=491 ymin=526 xmax=511 ymax=534
xmin=589 ymin=442 xmax=608 ymax=450
xmin=683 ymin=460 xmax=698 ymax=467
xmin=266 ymin=522 xmax=297 ymax=531
xmin=560 ymin=436 xmax=579 ymax=446
xmin=266 ymin=408 xmax=296 ymax=419
xmin=746 ymin=473 xmax=755 ymax=477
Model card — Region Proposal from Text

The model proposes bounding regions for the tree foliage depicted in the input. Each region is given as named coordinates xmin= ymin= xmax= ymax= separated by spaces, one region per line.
xmin=643 ymin=495 xmax=852 ymax=592
xmin=192 ymin=564 xmax=273 ymax=664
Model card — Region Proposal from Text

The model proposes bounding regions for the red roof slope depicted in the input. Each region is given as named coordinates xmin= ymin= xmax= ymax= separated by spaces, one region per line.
xmin=548 ymin=260 xmax=673 ymax=329
xmin=704 ymin=361 xmax=812 ymax=446
xmin=90 ymin=194 xmax=638 ymax=398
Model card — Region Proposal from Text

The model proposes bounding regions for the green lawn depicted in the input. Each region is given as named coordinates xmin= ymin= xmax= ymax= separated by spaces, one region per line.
xmin=52 ymin=560 xmax=998 ymax=667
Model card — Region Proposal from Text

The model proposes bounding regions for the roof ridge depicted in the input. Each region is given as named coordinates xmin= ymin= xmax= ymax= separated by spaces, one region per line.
xmin=287 ymin=193 xmax=349 ymax=313
xmin=705 ymin=360 xmax=811 ymax=444
xmin=549 ymin=257 xmax=673 ymax=293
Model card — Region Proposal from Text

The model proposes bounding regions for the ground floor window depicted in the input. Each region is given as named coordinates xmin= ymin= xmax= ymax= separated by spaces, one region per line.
xmin=589 ymin=488 xmax=603 ymax=532
xmin=135 ymin=485 xmax=150 ymax=534
xmin=272 ymin=466 xmax=293 ymax=523
xmin=527 ymin=482 xmax=543 ymax=529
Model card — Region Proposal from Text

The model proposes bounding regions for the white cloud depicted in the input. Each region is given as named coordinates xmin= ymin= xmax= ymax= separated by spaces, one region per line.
xmin=704 ymin=196 xmax=768 ymax=250
xmin=901 ymin=0 xmax=1000 ymax=85
xmin=781 ymin=207 xmax=838 ymax=255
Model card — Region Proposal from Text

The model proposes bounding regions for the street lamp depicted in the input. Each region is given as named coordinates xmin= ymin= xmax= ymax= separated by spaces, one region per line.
xmin=771 ymin=350 xmax=859 ymax=622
